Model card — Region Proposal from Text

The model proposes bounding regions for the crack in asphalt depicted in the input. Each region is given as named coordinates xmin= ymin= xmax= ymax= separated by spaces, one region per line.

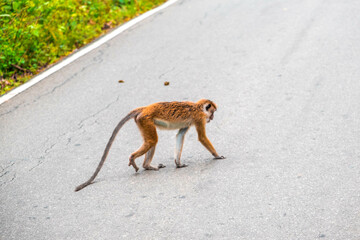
xmin=29 ymin=157 xmax=45 ymax=172
xmin=158 ymin=67 xmax=175 ymax=80
xmin=28 ymin=138 xmax=56 ymax=172
xmin=0 ymin=173 xmax=17 ymax=187
xmin=77 ymin=94 xmax=122 ymax=129
xmin=0 ymin=105 xmax=19 ymax=119
xmin=0 ymin=160 xmax=20 ymax=187
xmin=0 ymin=170 xmax=9 ymax=178
xmin=0 ymin=161 xmax=15 ymax=175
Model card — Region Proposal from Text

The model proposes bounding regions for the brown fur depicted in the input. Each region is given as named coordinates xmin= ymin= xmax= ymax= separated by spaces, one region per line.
xmin=75 ymin=99 xmax=224 ymax=192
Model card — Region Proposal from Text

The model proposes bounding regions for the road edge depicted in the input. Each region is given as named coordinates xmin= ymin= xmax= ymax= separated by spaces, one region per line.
xmin=0 ymin=0 xmax=179 ymax=106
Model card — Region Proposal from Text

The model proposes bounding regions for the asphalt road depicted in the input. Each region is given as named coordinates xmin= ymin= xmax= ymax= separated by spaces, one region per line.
xmin=1 ymin=0 xmax=360 ymax=239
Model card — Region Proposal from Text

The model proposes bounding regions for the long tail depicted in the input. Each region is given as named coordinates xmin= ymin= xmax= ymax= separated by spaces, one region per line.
xmin=75 ymin=109 xmax=141 ymax=192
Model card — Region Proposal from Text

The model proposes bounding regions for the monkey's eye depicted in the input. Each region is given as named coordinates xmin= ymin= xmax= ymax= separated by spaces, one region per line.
xmin=206 ymin=104 xmax=211 ymax=111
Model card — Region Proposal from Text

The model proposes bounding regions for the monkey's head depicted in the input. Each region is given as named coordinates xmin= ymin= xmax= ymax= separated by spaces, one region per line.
xmin=197 ymin=99 xmax=217 ymax=123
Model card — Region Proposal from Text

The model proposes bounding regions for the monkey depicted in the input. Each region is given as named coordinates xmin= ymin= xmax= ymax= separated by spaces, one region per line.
xmin=75 ymin=99 xmax=225 ymax=192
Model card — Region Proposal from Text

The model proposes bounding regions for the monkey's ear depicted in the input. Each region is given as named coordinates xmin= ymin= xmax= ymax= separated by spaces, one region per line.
xmin=205 ymin=104 xmax=211 ymax=111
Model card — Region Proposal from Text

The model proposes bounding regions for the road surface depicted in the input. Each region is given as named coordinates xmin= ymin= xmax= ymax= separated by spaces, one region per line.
xmin=1 ymin=0 xmax=360 ymax=239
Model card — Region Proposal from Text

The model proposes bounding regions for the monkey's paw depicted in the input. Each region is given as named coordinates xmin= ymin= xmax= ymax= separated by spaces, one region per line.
xmin=214 ymin=156 xmax=226 ymax=160
xmin=176 ymin=164 xmax=188 ymax=168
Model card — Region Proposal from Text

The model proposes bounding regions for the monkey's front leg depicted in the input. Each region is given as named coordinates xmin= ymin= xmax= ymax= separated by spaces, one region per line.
xmin=175 ymin=127 xmax=189 ymax=168
xmin=195 ymin=122 xmax=225 ymax=160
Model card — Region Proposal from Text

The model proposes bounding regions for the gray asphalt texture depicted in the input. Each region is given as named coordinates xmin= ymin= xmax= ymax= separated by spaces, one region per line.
xmin=1 ymin=0 xmax=360 ymax=239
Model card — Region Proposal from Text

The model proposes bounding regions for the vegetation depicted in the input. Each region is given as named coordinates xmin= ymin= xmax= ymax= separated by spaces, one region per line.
xmin=0 ymin=0 xmax=167 ymax=95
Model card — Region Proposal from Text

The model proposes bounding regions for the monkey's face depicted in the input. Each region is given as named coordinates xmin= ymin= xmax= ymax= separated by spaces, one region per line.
xmin=205 ymin=103 xmax=216 ymax=123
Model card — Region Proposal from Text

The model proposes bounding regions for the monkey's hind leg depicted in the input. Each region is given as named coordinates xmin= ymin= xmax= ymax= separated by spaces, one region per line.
xmin=143 ymin=146 xmax=165 ymax=170
xmin=128 ymin=118 xmax=158 ymax=172
xmin=128 ymin=157 xmax=140 ymax=172
xmin=175 ymin=127 xmax=189 ymax=168
xmin=128 ymin=142 xmax=154 ymax=172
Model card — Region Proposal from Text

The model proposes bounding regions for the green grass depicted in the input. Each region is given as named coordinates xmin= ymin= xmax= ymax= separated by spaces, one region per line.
xmin=0 ymin=0 xmax=167 ymax=95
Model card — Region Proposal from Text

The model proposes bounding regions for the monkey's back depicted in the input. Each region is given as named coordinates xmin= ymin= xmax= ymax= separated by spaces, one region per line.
xmin=135 ymin=101 xmax=205 ymax=125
